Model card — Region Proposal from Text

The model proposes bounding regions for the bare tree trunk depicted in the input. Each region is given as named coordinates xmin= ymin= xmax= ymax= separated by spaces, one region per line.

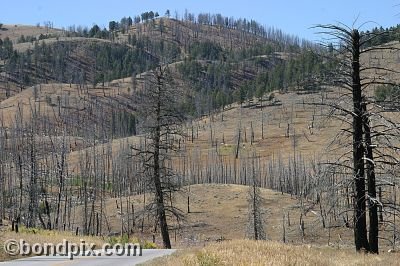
xmin=351 ymin=30 xmax=369 ymax=252
xmin=154 ymin=74 xmax=171 ymax=249
xmin=362 ymin=100 xmax=378 ymax=253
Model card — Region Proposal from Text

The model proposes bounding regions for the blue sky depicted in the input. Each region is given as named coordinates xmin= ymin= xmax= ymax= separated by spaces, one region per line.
xmin=1 ymin=0 xmax=399 ymax=41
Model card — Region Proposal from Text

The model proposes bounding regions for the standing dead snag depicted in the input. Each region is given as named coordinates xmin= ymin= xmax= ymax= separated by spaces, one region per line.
xmin=235 ymin=126 xmax=241 ymax=159
xmin=314 ymin=23 xmax=400 ymax=254
xmin=131 ymin=65 xmax=186 ymax=249
xmin=246 ymin=155 xmax=266 ymax=240
xmin=349 ymin=28 xmax=369 ymax=252
xmin=362 ymin=99 xmax=378 ymax=253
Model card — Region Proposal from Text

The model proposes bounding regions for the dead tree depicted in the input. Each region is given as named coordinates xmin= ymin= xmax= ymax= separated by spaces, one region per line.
xmin=246 ymin=155 xmax=266 ymax=240
xmin=131 ymin=65 xmax=186 ymax=249
xmin=314 ymin=23 xmax=400 ymax=253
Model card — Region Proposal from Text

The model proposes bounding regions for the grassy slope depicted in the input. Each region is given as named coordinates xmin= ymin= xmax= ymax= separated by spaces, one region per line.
xmin=147 ymin=239 xmax=400 ymax=266
xmin=70 ymin=184 xmax=355 ymax=249
xmin=0 ymin=25 xmax=63 ymax=43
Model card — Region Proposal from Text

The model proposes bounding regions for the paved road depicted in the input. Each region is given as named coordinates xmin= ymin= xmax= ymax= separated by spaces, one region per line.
xmin=0 ymin=249 xmax=176 ymax=266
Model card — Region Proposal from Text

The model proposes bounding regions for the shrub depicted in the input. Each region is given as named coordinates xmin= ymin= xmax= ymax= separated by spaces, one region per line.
xmin=196 ymin=251 xmax=221 ymax=266
xmin=268 ymin=92 xmax=275 ymax=101
xmin=375 ymin=84 xmax=400 ymax=101
xmin=142 ymin=241 xmax=158 ymax=249
xmin=106 ymin=234 xmax=156 ymax=248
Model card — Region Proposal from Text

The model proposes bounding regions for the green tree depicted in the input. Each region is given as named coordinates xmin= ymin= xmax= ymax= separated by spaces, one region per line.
xmin=134 ymin=16 xmax=141 ymax=24
xmin=109 ymin=21 xmax=118 ymax=31
xmin=89 ymin=24 xmax=100 ymax=37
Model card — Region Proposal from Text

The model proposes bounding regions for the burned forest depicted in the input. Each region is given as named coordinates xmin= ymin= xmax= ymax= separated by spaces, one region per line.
xmin=1 ymin=8 xmax=400 ymax=263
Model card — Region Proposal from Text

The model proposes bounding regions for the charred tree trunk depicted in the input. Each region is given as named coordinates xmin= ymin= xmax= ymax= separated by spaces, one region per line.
xmin=154 ymin=74 xmax=171 ymax=249
xmin=351 ymin=29 xmax=369 ymax=252
xmin=362 ymin=100 xmax=378 ymax=254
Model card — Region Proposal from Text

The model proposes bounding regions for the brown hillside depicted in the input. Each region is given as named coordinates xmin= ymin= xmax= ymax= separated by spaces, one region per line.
xmin=0 ymin=24 xmax=63 ymax=43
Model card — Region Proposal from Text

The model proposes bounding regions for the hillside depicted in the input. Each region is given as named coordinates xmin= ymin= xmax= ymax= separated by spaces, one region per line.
xmin=0 ymin=38 xmax=157 ymax=100
xmin=0 ymin=16 xmax=325 ymax=112
xmin=122 ymin=18 xmax=280 ymax=53
xmin=0 ymin=24 xmax=63 ymax=43
xmin=69 ymin=183 xmax=356 ymax=248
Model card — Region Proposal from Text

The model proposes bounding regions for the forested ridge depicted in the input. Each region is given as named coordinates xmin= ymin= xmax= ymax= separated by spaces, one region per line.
xmin=0 ymin=11 xmax=330 ymax=118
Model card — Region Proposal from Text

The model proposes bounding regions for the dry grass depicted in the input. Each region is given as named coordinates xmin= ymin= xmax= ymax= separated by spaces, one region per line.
xmin=0 ymin=24 xmax=63 ymax=43
xmin=0 ymin=225 xmax=106 ymax=262
xmin=147 ymin=239 xmax=400 ymax=266
xmin=185 ymin=90 xmax=341 ymax=162
xmin=69 ymin=184 xmax=355 ymax=249
xmin=361 ymin=41 xmax=400 ymax=85
xmin=13 ymin=36 xmax=113 ymax=53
